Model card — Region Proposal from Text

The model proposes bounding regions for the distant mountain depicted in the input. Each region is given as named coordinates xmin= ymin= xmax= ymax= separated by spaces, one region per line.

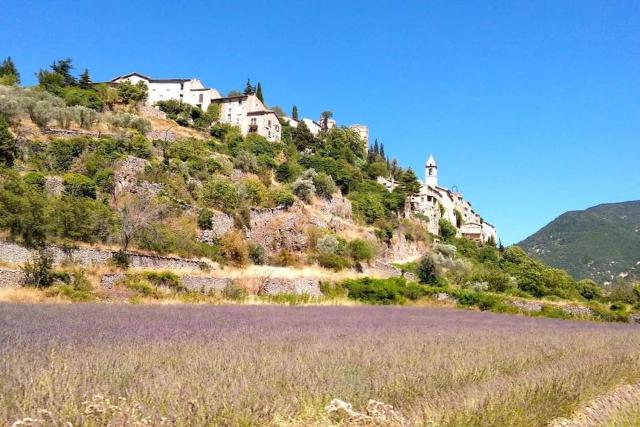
xmin=518 ymin=201 xmax=640 ymax=283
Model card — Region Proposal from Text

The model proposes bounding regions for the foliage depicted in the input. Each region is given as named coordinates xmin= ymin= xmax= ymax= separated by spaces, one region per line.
xmin=347 ymin=239 xmax=376 ymax=262
xmin=0 ymin=57 xmax=20 ymax=85
xmin=222 ymin=281 xmax=248 ymax=301
xmin=219 ymin=230 xmax=249 ymax=267
xmin=312 ymin=172 xmax=336 ymax=199
xmin=291 ymin=176 xmax=315 ymax=203
xmin=417 ymin=254 xmax=439 ymax=285
xmin=439 ymin=218 xmax=457 ymax=241
xmin=342 ymin=277 xmax=427 ymax=305
xmin=249 ymin=244 xmax=266 ymax=265
xmin=117 ymin=80 xmax=148 ymax=105
xmin=0 ymin=116 xmax=17 ymax=166
xmin=62 ymin=173 xmax=96 ymax=198
xmin=267 ymin=186 xmax=295 ymax=208
xmin=202 ymin=175 xmax=239 ymax=213
xmin=21 ymin=248 xmax=55 ymax=288
xmin=317 ymin=253 xmax=351 ymax=271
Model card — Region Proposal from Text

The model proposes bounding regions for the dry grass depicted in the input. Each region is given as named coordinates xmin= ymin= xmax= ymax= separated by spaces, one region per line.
xmin=1 ymin=304 xmax=640 ymax=426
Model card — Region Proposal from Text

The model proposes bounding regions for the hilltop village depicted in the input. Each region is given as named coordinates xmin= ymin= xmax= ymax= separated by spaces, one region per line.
xmin=108 ymin=72 xmax=497 ymax=243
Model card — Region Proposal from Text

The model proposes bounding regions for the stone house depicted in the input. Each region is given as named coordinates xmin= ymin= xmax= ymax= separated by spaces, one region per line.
xmin=406 ymin=155 xmax=498 ymax=244
xmin=211 ymin=94 xmax=281 ymax=142
xmin=109 ymin=72 xmax=221 ymax=111
xmin=349 ymin=124 xmax=369 ymax=145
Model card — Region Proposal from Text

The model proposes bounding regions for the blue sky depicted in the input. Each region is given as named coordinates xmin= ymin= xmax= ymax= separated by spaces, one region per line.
xmin=2 ymin=0 xmax=639 ymax=244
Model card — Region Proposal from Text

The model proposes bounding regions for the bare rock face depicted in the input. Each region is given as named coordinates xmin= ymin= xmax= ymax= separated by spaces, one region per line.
xmin=323 ymin=194 xmax=352 ymax=219
xmin=562 ymin=304 xmax=593 ymax=317
xmin=198 ymin=212 xmax=235 ymax=244
xmin=45 ymin=176 xmax=63 ymax=196
xmin=100 ymin=272 xmax=125 ymax=289
xmin=248 ymin=202 xmax=309 ymax=255
xmin=114 ymin=155 xmax=149 ymax=196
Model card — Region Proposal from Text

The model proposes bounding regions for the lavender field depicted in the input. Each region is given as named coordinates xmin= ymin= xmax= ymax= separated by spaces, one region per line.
xmin=1 ymin=304 xmax=640 ymax=426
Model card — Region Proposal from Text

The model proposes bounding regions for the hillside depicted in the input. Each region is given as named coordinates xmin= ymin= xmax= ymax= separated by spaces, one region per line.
xmin=519 ymin=201 xmax=640 ymax=283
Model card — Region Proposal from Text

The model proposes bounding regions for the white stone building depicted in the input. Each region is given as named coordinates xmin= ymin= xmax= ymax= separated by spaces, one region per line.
xmin=407 ymin=155 xmax=498 ymax=244
xmin=211 ymin=94 xmax=281 ymax=142
xmin=109 ymin=72 xmax=221 ymax=111
xmin=349 ymin=124 xmax=369 ymax=145
xmin=281 ymin=117 xmax=322 ymax=136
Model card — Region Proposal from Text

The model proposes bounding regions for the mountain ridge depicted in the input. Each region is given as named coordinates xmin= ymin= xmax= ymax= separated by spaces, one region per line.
xmin=518 ymin=200 xmax=640 ymax=283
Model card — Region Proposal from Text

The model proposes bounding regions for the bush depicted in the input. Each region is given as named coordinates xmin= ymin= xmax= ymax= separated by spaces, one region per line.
xmin=202 ymin=175 xmax=239 ymax=213
xmin=142 ymin=271 xmax=185 ymax=292
xmin=317 ymin=252 xmax=351 ymax=271
xmin=219 ymin=230 xmax=249 ymax=267
xmin=110 ymin=250 xmax=130 ymax=269
xmin=292 ymin=177 xmax=315 ymax=203
xmin=222 ymin=281 xmax=248 ymax=301
xmin=576 ymin=279 xmax=603 ymax=301
xmin=270 ymin=249 xmax=300 ymax=267
xmin=22 ymin=248 xmax=55 ymax=288
xmin=23 ymin=172 xmax=46 ymax=189
xmin=319 ymin=281 xmax=348 ymax=299
xmin=197 ymin=209 xmax=213 ymax=230
xmin=62 ymin=173 xmax=96 ymax=198
xmin=342 ymin=277 xmax=427 ymax=305
xmin=439 ymin=218 xmax=457 ymax=241
xmin=417 ymin=254 xmax=438 ymax=284
xmin=249 ymin=244 xmax=266 ymax=265
xmin=268 ymin=186 xmax=295 ymax=208
xmin=347 ymin=239 xmax=376 ymax=262
xmin=313 ymin=172 xmax=337 ymax=199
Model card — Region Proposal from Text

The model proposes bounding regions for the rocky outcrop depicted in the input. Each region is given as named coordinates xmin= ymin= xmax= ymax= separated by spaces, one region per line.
xmin=45 ymin=176 xmax=63 ymax=196
xmin=561 ymin=304 xmax=593 ymax=317
xmin=114 ymin=155 xmax=149 ymax=196
xmin=248 ymin=203 xmax=309 ymax=255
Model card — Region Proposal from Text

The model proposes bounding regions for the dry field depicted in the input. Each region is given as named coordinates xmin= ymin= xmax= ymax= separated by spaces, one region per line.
xmin=1 ymin=304 xmax=640 ymax=426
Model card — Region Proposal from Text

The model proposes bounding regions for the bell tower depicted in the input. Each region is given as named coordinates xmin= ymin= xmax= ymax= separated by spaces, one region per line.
xmin=425 ymin=155 xmax=437 ymax=188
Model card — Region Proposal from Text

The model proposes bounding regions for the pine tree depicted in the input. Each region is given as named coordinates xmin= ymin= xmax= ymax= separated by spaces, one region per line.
xmin=50 ymin=58 xmax=76 ymax=86
xmin=78 ymin=68 xmax=91 ymax=89
xmin=255 ymin=82 xmax=264 ymax=103
xmin=399 ymin=168 xmax=422 ymax=196
xmin=244 ymin=79 xmax=254 ymax=95
xmin=292 ymin=105 xmax=298 ymax=120
xmin=0 ymin=57 xmax=20 ymax=84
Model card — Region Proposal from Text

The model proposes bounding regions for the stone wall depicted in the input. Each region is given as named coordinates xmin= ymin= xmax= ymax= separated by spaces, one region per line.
xmin=0 ymin=269 xmax=25 ymax=288
xmin=0 ymin=240 xmax=210 ymax=270
xmin=257 ymin=277 xmax=322 ymax=297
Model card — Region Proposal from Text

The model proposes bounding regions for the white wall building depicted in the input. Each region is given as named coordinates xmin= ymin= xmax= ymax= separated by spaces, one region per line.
xmin=406 ymin=155 xmax=498 ymax=244
xmin=110 ymin=72 xmax=221 ymax=111
xmin=211 ymin=94 xmax=281 ymax=142
xmin=282 ymin=117 xmax=322 ymax=136
xmin=349 ymin=124 xmax=369 ymax=145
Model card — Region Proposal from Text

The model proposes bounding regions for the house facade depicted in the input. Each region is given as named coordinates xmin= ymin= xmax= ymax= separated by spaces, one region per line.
xmin=349 ymin=124 xmax=369 ymax=145
xmin=109 ymin=72 xmax=221 ymax=111
xmin=407 ymin=155 xmax=498 ymax=244
xmin=211 ymin=94 xmax=281 ymax=142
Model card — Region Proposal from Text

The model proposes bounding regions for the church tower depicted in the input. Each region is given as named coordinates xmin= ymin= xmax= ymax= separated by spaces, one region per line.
xmin=425 ymin=155 xmax=437 ymax=188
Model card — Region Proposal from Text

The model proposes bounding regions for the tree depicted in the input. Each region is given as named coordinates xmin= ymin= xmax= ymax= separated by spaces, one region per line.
xmin=78 ymin=68 xmax=92 ymax=89
xmin=117 ymin=80 xmax=148 ymax=104
xmin=50 ymin=58 xmax=76 ymax=86
xmin=117 ymin=193 xmax=160 ymax=252
xmin=320 ymin=110 xmax=333 ymax=131
xmin=417 ymin=254 xmax=438 ymax=284
xmin=22 ymin=248 xmax=55 ymax=288
xmin=255 ymin=82 xmax=264 ymax=103
xmin=399 ymin=168 xmax=421 ymax=196
xmin=244 ymin=79 xmax=254 ymax=95
xmin=0 ymin=116 xmax=17 ymax=167
xmin=292 ymin=105 xmax=299 ymax=120
xmin=0 ymin=57 xmax=20 ymax=85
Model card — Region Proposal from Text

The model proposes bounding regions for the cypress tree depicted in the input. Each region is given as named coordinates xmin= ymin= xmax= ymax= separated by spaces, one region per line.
xmin=373 ymin=139 xmax=379 ymax=156
xmin=380 ymin=143 xmax=385 ymax=160
xmin=292 ymin=105 xmax=298 ymax=120
xmin=256 ymin=82 xmax=264 ymax=103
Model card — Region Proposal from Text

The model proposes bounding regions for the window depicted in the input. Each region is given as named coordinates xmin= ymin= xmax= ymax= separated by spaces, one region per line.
xmin=429 ymin=169 xmax=433 ymax=176
xmin=227 ymin=113 xmax=231 ymax=121
xmin=250 ymin=118 xmax=257 ymax=125
xmin=268 ymin=131 xmax=271 ymax=138
xmin=268 ymin=120 xmax=271 ymax=127
xmin=199 ymin=94 xmax=204 ymax=102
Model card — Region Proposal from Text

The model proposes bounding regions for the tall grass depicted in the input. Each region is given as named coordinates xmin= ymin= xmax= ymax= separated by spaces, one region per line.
xmin=1 ymin=304 xmax=639 ymax=426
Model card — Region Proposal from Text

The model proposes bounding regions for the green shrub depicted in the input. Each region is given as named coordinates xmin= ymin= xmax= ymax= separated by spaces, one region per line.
xmin=268 ymin=186 xmax=295 ymax=208
xmin=110 ymin=250 xmax=130 ymax=269
xmin=219 ymin=230 xmax=249 ymax=267
xmin=62 ymin=173 xmax=96 ymax=198
xmin=342 ymin=277 xmax=426 ymax=305
xmin=197 ymin=209 xmax=213 ymax=230
xmin=202 ymin=175 xmax=238 ymax=213
xmin=347 ymin=239 xmax=376 ymax=262
xmin=319 ymin=281 xmax=348 ymax=299
xmin=576 ymin=279 xmax=603 ymax=300
xmin=317 ymin=252 xmax=351 ymax=271
xmin=313 ymin=172 xmax=337 ymax=199
xmin=249 ymin=244 xmax=266 ymax=265
xmin=142 ymin=271 xmax=184 ymax=292
xmin=222 ymin=281 xmax=248 ymax=301
xmin=439 ymin=218 xmax=457 ymax=241
xmin=23 ymin=172 xmax=46 ymax=189
xmin=417 ymin=255 xmax=438 ymax=284
xmin=21 ymin=249 xmax=55 ymax=288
